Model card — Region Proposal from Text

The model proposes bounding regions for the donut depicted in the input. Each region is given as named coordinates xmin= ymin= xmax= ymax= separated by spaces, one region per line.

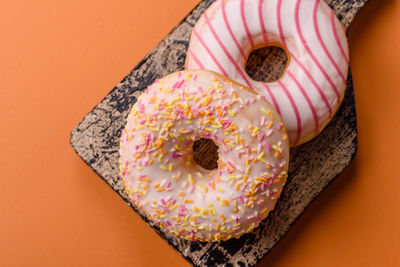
xmin=119 ymin=70 xmax=289 ymax=242
xmin=186 ymin=0 xmax=349 ymax=146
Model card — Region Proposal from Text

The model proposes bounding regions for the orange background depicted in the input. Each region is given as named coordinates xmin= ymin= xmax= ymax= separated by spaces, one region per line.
xmin=1 ymin=0 xmax=399 ymax=266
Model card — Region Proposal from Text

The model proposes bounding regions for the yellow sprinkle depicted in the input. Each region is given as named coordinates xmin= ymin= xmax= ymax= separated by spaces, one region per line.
xmin=188 ymin=174 xmax=195 ymax=184
xmin=236 ymin=180 xmax=244 ymax=190
xmin=158 ymin=154 xmax=164 ymax=163
xmin=160 ymin=165 xmax=168 ymax=171
xmin=169 ymin=163 xmax=173 ymax=171
xmin=210 ymin=208 xmax=217 ymax=216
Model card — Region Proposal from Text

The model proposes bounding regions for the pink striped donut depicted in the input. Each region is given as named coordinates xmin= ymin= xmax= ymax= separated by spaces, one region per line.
xmin=186 ymin=0 xmax=349 ymax=146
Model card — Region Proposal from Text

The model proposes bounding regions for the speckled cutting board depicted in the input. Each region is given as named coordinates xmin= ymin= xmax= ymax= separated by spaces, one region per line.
xmin=70 ymin=0 xmax=368 ymax=266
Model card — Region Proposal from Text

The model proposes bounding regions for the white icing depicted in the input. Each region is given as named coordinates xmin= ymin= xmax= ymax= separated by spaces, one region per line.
xmin=119 ymin=70 xmax=289 ymax=241
xmin=186 ymin=0 xmax=349 ymax=146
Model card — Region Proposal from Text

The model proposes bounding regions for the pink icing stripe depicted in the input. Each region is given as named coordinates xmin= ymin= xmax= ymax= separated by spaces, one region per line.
xmin=291 ymin=56 xmax=333 ymax=118
xmin=192 ymin=28 xmax=229 ymax=77
xmin=278 ymin=80 xmax=302 ymax=145
xmin=222 ymin=0 xmax=246 ymax=61
xmin=204 ymin=11 xmax=253 ymax=89
xmin=330 ymin=9 xmax=349 ymax=64
xmin=287 ymin=70 xmax=319 ymax=136
xmin=313 ymin=0 xmax=346 ymax=84
xmin=295 ymin=0 xmax=340 ymax=99
xmin=240 ymin=0 xmax=254 ymax=48
xmin=261 ymin=82 xmax=281 ymax=115
xmin=258 ymin=0 xmax=268 ymax=43
xmin=277 ymin=0 xmax=332 ymax=118
xmin=188 ymin=49 xmax=205 ymax=69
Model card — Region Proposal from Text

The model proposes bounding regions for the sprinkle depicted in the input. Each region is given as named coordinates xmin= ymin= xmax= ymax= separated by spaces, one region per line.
xmin=188 ymin=174 xmax=195 ymax=184
xmin=201 ymin=96 xmax=212 ymax=107
xmin=260 ymin=116 xmax=266 ymax=126
xmin=160 ymin=165 xmax=168 ymax=171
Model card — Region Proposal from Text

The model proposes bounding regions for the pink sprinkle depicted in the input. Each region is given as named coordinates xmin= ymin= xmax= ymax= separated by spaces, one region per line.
xmin=176 ymin=79 xmax=185 ymax=89
xmin=171 ymin=199 xmax=176 ymax=205
xmin=172 ymin=81 xmax=179 ymax=89
xmin=171 ymin=152 xmax=182 ymax=159
xmin=277 ymin=123 xmax=283 ymax=130
xmin=139 ymin=119 xmax=146 ymax=125
xmin=227 ymin=161 xmax=236 ymax=169
xmin=166 ymin=181 xmax=171 ymax=188
xmin=177 ymin=72 xmax=182 ymax=78
xmin=179 ymin=205 xmax=186 ymax=212
xmin=239 ymin=196 xmax=245 ymax=205
xmin=263 ymin=141 xmax=271 ymax=151
xmin=258 ymin=134 xmax=264 ymax=141
xmin=280 ymin=161 xmax=287 ymax=168
xmin=139 ymin=174 xmax=146 ymax=178
xmin=257 ymin=144 xmax=262 ymax=153
xmin=193 ymin=74 xmax=198 ymax=81
xmin=241 ymin=184 xmax=248 ymax=192
xmin=266 ymin=129 xmax=274 ymax=136
xmin=161 ymin=198 xmax=166 ymax=205
xmin=178 ymin=213 xmax=186 ymax=217
xmin=189 ymin=185 xmax=195 ymax=194
xmin=139 ymin=104 xmax=145 ymax=113
xmin=260 ymin=116 xmax=266 ymax=126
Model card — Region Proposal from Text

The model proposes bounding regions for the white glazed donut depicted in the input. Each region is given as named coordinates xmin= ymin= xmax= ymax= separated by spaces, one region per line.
xmin=119 ymin=70 xmax=289 ymax=242
xmin=186 ymin=0 xmax=349 ymax=146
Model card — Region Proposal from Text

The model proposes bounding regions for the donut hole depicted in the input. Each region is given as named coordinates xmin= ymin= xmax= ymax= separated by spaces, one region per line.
xmin=192 ymin=138 xmax=219 ymax=170
xmin=245 ymin=45 xmax=289 ymax=83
